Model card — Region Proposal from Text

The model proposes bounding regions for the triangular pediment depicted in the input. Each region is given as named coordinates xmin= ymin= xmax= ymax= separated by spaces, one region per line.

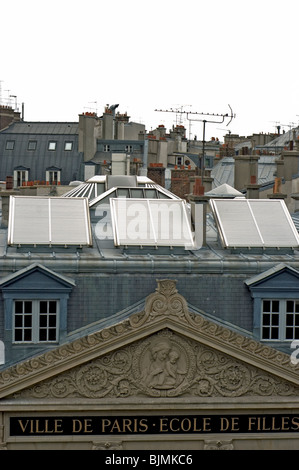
xmin=0 ymin=263 xmax=75 ymax=292
xmin=1 ymin=279 xmax=299 ymax=401
xmin=245 ymin=263 xmax=299 ymax=291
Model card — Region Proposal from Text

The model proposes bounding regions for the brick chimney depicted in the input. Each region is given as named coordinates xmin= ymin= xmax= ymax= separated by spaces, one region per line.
xmin=0 ymin=105 xmax=21 ymax=130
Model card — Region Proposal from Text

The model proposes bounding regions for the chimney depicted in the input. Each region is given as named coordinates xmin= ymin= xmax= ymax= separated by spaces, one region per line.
xmin=281 ymin=149 xmax=299 ymax=181
xmin=103 ymin=106 xmax=114 ymax=140
xmin=267 ymin=176 xmax=287 ymax=201
xmin=78 ymin=112 xmax=101 ymax=162
xmin=188 ymin=190 xmax=209 ymax=248
xmin=233 ymin=154 xmax=259 ymax=191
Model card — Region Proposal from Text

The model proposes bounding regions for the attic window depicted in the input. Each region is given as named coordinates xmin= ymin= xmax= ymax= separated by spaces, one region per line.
xmin=48 ymin=141 xmax=57 ymax=151
xmin=64 ymin=141 xmax=73 ymax=151
xmin=13 ymin=300 xmax=58 ymax=343
xmin=28 ymin=140 xmax=37 ymax=151
xmin=261 ymin=299 xmax=299 ymax=341
xmin=6 ymin=140 xmax=15 ymax=150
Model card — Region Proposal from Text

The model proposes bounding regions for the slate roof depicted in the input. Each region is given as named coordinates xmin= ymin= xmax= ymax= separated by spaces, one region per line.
xmin=211 ymin=155 xmax=278 ymax=189
xmin=0 ymin=121 xmax=83 ymax=184
xmin=2 ymin=121 xmax=79 ymax=135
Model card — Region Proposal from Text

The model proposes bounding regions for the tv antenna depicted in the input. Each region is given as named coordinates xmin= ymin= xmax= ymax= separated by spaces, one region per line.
xmin=155 ymin=104 xmax=235 ymax=173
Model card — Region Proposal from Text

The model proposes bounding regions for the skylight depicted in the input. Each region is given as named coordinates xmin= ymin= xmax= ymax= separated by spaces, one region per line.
xmin=8 ymin=196 xmax=92 ymax=246
xmin=210 ymin=198 xmax=299 ymax=249
xmin=110 ymin=198 xmax=194 ymax=248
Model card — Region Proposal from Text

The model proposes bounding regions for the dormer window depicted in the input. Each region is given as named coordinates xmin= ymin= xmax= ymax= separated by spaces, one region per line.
xmin=245 ymin=264 xmax=299 ymax=343
xmin=0 ymin=264 xmax=75 ymax=362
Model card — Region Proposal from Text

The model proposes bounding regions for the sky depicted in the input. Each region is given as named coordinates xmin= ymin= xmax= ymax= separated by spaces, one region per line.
xmin=1 ymin=0 xmax=299 ymax=141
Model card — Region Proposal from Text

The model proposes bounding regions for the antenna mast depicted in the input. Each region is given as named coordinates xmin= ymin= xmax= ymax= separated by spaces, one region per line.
xmin=155 ymin=104 xmax=235 ymax=174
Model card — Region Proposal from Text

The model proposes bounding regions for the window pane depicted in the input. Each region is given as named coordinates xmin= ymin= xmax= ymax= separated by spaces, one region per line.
xmin=39 ymin=329 xmax=47 ymax=341
xmin=39 ymin=301 xmax=48 ymax=314
xmin=286 ymin=314 xmax=294 ymax=326
xmin=24 ymin=301 xmax=32 ymax=313
xmin=48 ymin=142 xmax=56 ymax=150
xmin=263 ymin=314 xmax=270 ymax=326
xmin=24 ymin=315 xmax=32 ymax=327
xmin=15 ymin=301 xmax=23 ymax=314
xmin=15 ymin=315 xmax=23 ymax=327
xmin=28 ymin=141 xmax=37 ymax=150
xmin=272 ymin=301 xmax=280 ymax=313
xmin=287 ymin=301 xmax=294 ymax=313
xmin=262 ymin=327 xmax=270 ymax=339
xmin=64 ymin=142 xmax=72 ymax=151
xmin=49 ymin=315 xmax=56 ymax=327
xmin=272 ymin=314 xmax=279 ymax=326
xmin=14 ymin=330 xmax=23 ymax=342
xmin=263 ymin=300 xmax=271 ymax=312
xmin=39 ymin=315 xmax=47 ymax=327
xmin=48 ymin=329 xmax=57 ymax=341
xmin=24 ymin=329 xmax=32 ymax=341
xmin=6 ymin=140 xmax=15 ymax=150
xmin=271 ymin=328 xmax=279 ymax=339
xmin=49 ymin=301 xmax=57 ymax=313
xmin=286 ymin=328 xmax=293 ymax=340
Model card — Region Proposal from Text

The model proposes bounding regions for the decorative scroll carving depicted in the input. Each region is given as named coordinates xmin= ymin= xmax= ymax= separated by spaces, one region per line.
xmin=1 ymin=279 xmax=299 ymax=398
xmin=14 ymin=329 xmax=299 ymax=399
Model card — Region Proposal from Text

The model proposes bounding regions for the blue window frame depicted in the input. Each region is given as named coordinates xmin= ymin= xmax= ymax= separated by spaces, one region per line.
xmin=245 ymin=264 xmax=299 ymax=343
xmin=0 ymin=264 xmax=75 ymax=348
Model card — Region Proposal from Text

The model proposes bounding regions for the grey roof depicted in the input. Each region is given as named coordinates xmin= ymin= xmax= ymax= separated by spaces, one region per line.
xmin=0 ymin=121 xmax=83 ymax=184
xmin=262 ymin=127 xmax=299 ymax=148
xmin=1 ymin=121 xmax=79 ymax=135
xmin=211 ymin=155 xmax=278 ymax=188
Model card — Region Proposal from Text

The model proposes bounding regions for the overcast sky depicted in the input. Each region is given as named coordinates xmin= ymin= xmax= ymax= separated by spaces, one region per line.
xmin=1 ymin=0 xmax=299 ymax=141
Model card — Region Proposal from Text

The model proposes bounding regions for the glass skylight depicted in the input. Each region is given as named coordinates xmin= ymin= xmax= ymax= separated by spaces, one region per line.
xmin=8 ymin=196 xmax=92 ymax=246
xmin=210 ymin=198 xmax=299 ymax=248
xmin=110 ymin=198 xmax=194 ymax=248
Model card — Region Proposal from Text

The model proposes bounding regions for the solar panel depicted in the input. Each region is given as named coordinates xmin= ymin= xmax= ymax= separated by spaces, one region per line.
xmin=8 ymin=196 xmax=92 ymax=246
xmin=210 ymin=198 xmax=299 ymax=248
xmin=110 ymin=198 xmax=194 ymax=248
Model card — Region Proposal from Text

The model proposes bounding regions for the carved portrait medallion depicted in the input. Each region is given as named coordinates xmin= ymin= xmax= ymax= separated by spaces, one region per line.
xmin=132 ymin=330 xmax=196 ymax=397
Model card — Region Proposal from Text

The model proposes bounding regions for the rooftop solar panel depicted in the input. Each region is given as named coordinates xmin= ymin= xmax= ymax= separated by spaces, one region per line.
xmin=110 ymin=198 xmax=194 ymax=248
xmin=8 ymin=196 xmax=92 ymax=246
xmin=210 ymin=198 xmax=299 ymax=248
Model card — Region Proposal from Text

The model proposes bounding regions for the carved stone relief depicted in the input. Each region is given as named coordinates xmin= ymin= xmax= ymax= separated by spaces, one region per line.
xmin=2 ymin=279 xmax=299 ymax=400
xmin=14 ymin=328 xmax=299 ymax=399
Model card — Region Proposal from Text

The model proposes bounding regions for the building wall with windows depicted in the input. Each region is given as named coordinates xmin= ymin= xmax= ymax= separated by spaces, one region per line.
xmin=0 ymin=122 xmax=83 ymax=186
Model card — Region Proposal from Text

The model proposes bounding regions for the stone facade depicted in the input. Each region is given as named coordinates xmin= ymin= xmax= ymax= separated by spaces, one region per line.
xmin=0 ymin=280 xmax=299 ymax=450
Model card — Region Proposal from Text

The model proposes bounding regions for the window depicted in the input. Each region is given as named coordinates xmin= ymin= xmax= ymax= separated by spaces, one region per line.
xmin=48 ymin=141 xmax=57 ymax=151
xmin=28 ymin=140 xmax=37 ymax=151
xmin=64 ymin=141 xmax=73 ymax=151
xmin=46 ymin=169 xmax=61 ymax=185
xmin=261 ymin=299 xmax=299 ymax=341
xmin=104 ymin=145 xmax=110 ymax=152
xmin=125 ymin=145 xmax=133 ymax=152
xmin=6 ymin=140 xmax=15 ymax=150
xmin=261 ymin=300 xmax=280 ymax=340
xmin=13 ymin=300 xmax=58 ymax=343
xmin=13 ymin=169 xmax=29 ymax=187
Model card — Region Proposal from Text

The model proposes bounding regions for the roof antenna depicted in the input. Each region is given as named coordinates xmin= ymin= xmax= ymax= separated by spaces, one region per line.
xmin=155 ymin=104 xmax=236 ymax=174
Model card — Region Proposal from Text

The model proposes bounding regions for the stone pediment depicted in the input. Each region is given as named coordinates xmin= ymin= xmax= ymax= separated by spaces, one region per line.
xmin=1 ymin=279 xmax=299 ymax=401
